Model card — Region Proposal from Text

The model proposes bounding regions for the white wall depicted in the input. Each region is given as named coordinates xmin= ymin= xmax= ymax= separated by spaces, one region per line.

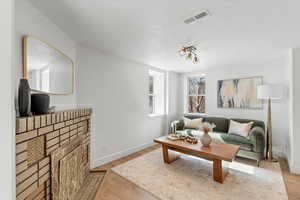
xmin=15 ymin=0 xmax=77 ymax=109
xmin=76 ymin=45 xmax=167 ymax=167
xmin=178 ymin=54 xmax=290 ymax=157
xmin=289 ymin=48 xmax=300 ymax=174
xmin=0 ymin=0 xmax=15 ymax=199
xmin=166 ymin=71 xmax=181 ymax=130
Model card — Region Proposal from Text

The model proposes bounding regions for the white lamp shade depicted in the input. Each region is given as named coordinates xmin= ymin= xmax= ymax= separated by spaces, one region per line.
xmin=257 ymin=85 xmax=283 ymax=100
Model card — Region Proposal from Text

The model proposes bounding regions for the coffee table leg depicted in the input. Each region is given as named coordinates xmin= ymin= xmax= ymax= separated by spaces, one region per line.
xmin=213 ymin=159 xmax=228 ymax=183
xmin=162 ymin=145 xmax=180 ymax=164
xmin=162 ymin=144 xmax=169 ymax=163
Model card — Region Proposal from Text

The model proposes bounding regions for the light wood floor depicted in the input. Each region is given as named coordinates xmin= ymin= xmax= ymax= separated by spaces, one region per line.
xmin=94 ymin=145 xmax=300 ymax=200
xmin=94 ymin=145 xmax=161 ymax=200
xmin=278 ymin=158 xmax=300 ymax=200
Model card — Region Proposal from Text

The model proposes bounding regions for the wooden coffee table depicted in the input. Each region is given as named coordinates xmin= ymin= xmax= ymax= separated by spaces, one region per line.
xmin=154 ymin=136 xmax=240 ymax=183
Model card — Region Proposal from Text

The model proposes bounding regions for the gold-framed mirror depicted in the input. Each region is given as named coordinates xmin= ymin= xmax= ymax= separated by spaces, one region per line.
xmin=23 ymin=35 xmax=74 ymax=95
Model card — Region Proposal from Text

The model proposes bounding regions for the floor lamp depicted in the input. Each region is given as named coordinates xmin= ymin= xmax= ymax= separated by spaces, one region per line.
xmin=257 ymin=85 xmax=283 ymax=162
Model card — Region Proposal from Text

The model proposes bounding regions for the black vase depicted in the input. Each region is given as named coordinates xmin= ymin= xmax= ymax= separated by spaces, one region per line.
xmin=18 ymin=79 xmax=31 ymax=117
xmin=31 ymin=94 xmax=50 ymax=115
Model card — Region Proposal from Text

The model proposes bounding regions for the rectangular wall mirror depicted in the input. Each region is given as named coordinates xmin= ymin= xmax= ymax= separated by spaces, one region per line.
xmin=23 ymin=36 xmax=74 ymax=95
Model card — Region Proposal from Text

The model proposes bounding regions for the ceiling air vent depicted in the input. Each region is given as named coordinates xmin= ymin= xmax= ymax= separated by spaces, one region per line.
xmin=184 ymin=10 xmax=210 ymax=25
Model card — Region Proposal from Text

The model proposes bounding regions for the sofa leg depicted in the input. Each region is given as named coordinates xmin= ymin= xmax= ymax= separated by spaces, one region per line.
xmin=256 ymin=160 xmax=260 ymax=167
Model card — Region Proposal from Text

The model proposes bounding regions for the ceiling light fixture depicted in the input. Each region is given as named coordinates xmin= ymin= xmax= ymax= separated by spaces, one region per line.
xmin=179 ymin=45 xmax=199 ymax=64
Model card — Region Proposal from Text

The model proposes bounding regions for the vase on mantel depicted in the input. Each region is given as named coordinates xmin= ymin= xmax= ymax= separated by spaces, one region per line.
xmin=31 ymin=93 xmax=50 ymax=115
xmin=199 ymin=122 xmax=215 ymax=147
xmin=18 ymin=79 xmax=31 ymax=117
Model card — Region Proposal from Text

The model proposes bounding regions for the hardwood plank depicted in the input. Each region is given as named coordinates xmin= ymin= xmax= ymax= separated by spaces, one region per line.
xmin=278 ymin=158 xmax=300 ymax=200
xmin=94 ymin=170 xmax=159 ymax=200
xmin=95 ymin=145 xmax=160 ymax=171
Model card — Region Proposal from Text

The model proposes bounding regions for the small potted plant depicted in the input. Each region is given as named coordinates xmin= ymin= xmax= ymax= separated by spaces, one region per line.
xmin=199 ymin=122 xmax=216 ymax=147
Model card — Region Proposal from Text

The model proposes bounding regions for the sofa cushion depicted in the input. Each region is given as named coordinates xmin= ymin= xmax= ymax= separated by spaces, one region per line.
xmin=228 ymin=120 xmax=254 ymax=137
xmin=231 ymin=118 xmax=265 ymax=131
xmin=221 ymin=133 xmax=253 ymax=151
xmin=203 ymin=117 xmax=229 ymax=133
xmin=183 ymin=117 xmax=203 ymax=129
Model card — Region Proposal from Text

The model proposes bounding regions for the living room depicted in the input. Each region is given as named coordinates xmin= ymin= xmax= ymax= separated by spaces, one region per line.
xmin=1 ymin=0 xmax=300 ymax=199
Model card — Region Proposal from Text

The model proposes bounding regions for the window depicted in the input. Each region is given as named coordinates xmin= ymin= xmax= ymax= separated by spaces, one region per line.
xmin=149 ymin=70 xmax=165 ymax=115
xmin=187 ymin=76 xmax=205 ymax=113
xmin=149 ymin=75 xmax=155 ymax=113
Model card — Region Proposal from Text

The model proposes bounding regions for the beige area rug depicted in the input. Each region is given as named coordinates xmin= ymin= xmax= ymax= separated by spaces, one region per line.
xmin=112 ymin=149 xmax=288 ymax=200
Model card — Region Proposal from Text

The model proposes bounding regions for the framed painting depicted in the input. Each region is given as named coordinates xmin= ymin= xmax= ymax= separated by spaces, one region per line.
xmin=217 ymin=76 xmax=263 ymax=109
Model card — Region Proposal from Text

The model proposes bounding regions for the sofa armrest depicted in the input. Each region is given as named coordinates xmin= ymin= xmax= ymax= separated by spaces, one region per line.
xmin=170 ymin=120 xmax=184 ymax=132
xmin=249 ymin=126 xmax=265 ymax=153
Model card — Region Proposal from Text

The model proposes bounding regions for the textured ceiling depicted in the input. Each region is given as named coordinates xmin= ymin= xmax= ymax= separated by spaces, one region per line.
xmin=29 ymin=0 xmax=300 ymax=72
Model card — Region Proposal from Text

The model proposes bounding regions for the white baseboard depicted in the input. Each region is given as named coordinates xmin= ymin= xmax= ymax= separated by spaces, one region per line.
xmin=284 ymin=152 xmax=300 ymax=175
xmin=273 ymin=145 xmax=287 ymax=158
xmin=290 ymin=163 xmax=300 ymax=174
xmin=273 ymin=150 xmax=286 ymax=158
xmin=92 ymin=142 xmax=155 ymax=168
xmin=290 ymin=165 xmax=300 ymax=174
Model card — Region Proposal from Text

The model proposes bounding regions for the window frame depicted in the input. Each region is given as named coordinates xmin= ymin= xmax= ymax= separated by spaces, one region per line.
xmin=148 ymin=75 xmax=155 ymax=114
xmin=185 ymin=75 xmax=206 ymax=115
xmin=148 ymin=69 xmax=166 ymax=117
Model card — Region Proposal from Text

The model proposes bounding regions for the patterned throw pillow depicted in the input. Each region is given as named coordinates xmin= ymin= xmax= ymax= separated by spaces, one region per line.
xmin=228 ymin=120 xmax=254 ymax=137
xmin=183 ymin=117 xmax=203 ymax=129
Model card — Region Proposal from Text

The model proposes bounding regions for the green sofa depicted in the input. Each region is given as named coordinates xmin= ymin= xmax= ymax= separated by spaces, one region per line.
xmin=172 ymin=116 xmax=265 ymax=165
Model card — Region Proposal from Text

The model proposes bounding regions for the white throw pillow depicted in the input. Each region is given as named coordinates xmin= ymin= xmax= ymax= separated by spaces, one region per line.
xmin=183 ymin=117 xmax=203 ymax=129
xmin=228 ymin=120 xmax=254 ymax=137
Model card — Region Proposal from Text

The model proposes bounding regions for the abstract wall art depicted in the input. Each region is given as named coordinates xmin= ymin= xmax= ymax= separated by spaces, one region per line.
xmin=217 ymin=76 xmax=263 ymax=109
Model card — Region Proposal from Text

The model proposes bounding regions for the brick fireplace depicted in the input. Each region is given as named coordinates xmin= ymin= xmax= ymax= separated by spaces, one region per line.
xmin=15 ymin=108 xmax=104 ymax=200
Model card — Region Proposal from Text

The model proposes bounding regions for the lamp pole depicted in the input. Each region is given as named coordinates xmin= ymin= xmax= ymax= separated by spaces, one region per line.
xmin=266 ymin=98 xmax=277 ymax=162
xmin=258 ymin=84 xmax=283 ymax=162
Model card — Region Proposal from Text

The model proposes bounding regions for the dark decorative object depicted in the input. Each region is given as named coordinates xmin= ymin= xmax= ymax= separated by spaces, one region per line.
xmin=18 ymin=79 xmax=31 ymax=117
xmin=31 ymin=93 xmax=50 ymax=115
